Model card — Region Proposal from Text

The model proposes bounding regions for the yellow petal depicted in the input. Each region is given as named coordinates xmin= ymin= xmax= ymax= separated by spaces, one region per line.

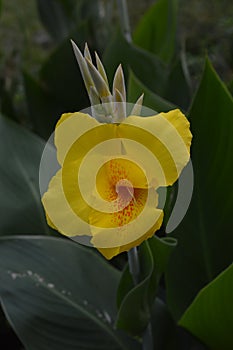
xmin=60 ymin=125 xmax=120 ymax=220
xmin=89 ymin=188 xmax=163 ymax=250
xmin=45 ymin=213 xmax=57 ymax=230
xmin=119 ymin=109 xmax=192 ymax=186
xmin=55 ymin=112 xmax=100 ymax=165
xmin=97 ymin=210 xmax=164 ymax=260
xmin=42 ymin=169 xmax=92 ymax=237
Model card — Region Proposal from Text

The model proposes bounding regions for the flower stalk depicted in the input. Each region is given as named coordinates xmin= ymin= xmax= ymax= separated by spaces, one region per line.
xmin=117 ymin=0 xmax=132 ymax=42
xmin=127 ymin=247 xmax=140 ymax=285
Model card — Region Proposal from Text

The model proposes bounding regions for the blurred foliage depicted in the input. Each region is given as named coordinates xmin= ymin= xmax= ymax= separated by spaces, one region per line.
xmin=0 ymin=0 xmax=233 ymax=129
xmin=133 ymin=0 xmax=179 ymax=63
xmin=178 ymin=0 xmax=233 ymax=83
xmin=0 ymin=0 xmax=233 ymax=349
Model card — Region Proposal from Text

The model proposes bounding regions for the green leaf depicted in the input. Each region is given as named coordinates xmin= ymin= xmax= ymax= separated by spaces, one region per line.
xmin=0 ymin=305 xmax=22 ymax=349
xmin=0 ymin=86 xmax=17 ymax=122
xmin=104 ymin=31 xmax=190 ymax=111
xmin=36 ymin=0 xmax=80 ymax=41
xmin=179 ymin=263 xmax=233 ymax=350
xmin=24 ymin=34 xmax=90 ymax=140
xmin=0 ymin=236 xmax=140 ymax=350
xmin=163 ymin=59 xmax=191 ymax=110
xmin=228 ymin=78 xmax=233 ymax=95
xmin=128 ymin=70 xmax=176 ymax=112
xmin=23 ymin=71 xmax=62 ymax=139
xmin=166 ymin=58 xmax=233 ymax=320
xmin=103 ymin=30 xmax=167 ymax=96
xmin=116 ymin=236 xmax=176 ymax=335
xmin=151 ymin=298 xmax=178 ymax=350
xmin=116 ymin=242 xmax=153 ymax=335
xmin=39 ymin=35 xmax=89 ymax=113
xmin=149 ymin=236 xmax=177 ymax=275
xmin=24 ymin=26 xmax=92 ymax=139
xmin=133 ymin=0 xmax=179 ymax=63
xmin=0 ymin=115 xmax=51 ymax=235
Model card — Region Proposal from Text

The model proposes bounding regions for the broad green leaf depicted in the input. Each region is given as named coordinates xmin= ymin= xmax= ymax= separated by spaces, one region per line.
xmin=179 ymin=263 xmax=233 ymax=350
xmin=0 ymin=115 xmax=51 ymax=235
xmin=36 ymin=0 xmax=80 ymax=41
xmin=164 ymin=59 xmax=191 ymax=110
xmin=24 ymin=27 xmax=91 ymax=139
xmin=133 ymin=0 xmax=178 ymax=63
xmin=0 ymin=305 xmax=22 ymax=349
xmin=116 ymin=241 xmax=153 ymax=335
xmin=166 ymin=59 xmax=233 ymax=320
xmin=23 ymin=71 xmax=62 ymax=139
xmin=104 ymin=31 xmax=190 ymax=111
xmin=0 ymin=86 xmax=17 ymax=122
xmin=151 ymin=298 xmax=178 ymax=350
xmin=0 ymin=236 xmax=139 ymax=350
xmin=128 ymin=70 xmax=176 ymax=112
xmin=149 ymin=236 xmax=177 ymax=275
xmin=228 ymin=79 xmax=233 ymax=95
xmin=40 ymin=35 xmax=89 ymax=113
xmin=116 ymin=236 xmax=176 ymax=335
xmin=103 ymin=30 xmax=167 ymax=96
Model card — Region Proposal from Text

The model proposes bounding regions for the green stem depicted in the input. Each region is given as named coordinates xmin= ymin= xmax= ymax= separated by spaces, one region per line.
xmin=127 ymin=248 xmax=153 ymax=350
xmin=180 ymin=36 xmax=193 ymax=94
xmin=142 ymin=323 xmax=153 ymax=350
xmin=127 ymin=247 xmax=140 ymax=284
xmin=117 ymin=0 xmax=132 ymax=42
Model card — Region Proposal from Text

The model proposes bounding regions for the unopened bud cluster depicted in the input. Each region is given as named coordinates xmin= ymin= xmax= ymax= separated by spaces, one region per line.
xmin=71 ymin=41 xmax=144 ymax=123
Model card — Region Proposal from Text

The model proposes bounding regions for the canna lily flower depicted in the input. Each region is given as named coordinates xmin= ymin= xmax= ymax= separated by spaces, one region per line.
xmin=41 ymin=43 xmax=192 ymax=260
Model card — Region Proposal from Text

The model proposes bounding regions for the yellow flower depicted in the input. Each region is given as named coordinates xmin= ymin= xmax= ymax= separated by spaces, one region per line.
xmin=42 ymin=108 xmax=192 ymax=259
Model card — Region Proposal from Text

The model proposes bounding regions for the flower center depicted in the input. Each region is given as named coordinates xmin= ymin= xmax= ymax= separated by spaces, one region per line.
xmin=115 ymin=179 xmax=135 ymax=210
